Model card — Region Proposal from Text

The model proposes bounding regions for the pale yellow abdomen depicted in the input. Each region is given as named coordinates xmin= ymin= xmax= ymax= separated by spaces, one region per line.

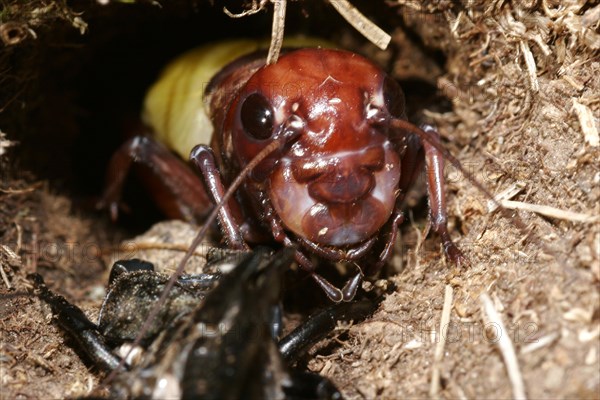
xmin=142 ymin=38 xmax=333 ymax=160
xmin=143 ymin=40 xmax=263 ymax=159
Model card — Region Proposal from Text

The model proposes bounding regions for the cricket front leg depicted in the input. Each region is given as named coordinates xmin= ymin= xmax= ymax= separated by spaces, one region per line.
xmin=270 ymin=219 xmax=345 ymax=302
xmin=372 ymin=208 xmax=406 ymax=272
xmin=421 ymin=124 xmax=467 ymax=265
xmin=190 ymin=145 xmax=249 ymax=251
xmin=98 ymin=135 xmax=212 ymax=223
xmin=261 ymin=204 xmax=347 ymax=303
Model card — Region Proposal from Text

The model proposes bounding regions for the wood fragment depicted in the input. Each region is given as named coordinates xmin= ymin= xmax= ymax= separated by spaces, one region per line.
xmin=562 ymin=75 xmax=584 ymax=91
xmin=487 ymin=182 xmax=526 ymax=212
xmin=520 ymin=332 xmax=559 ymax=354
xmin=0 ymin=244 xmax=19 ymax=289
xmin=1 ymin=261 xmax=11 ymax=288
xmin=26 ymin=353 xmax=57 ymax=373
xmin=480 ymin=293 xmax=527 ymax=400
xmin=520 ymin=41 xmax=539 ymax=92
xmin=266 ymin=0 xmax=286 ymax=64
xmin=582 ymin=4 xmax=600 ymax=28
xmin=430 ymin=285 xmax=453 ymax=399
xmin=578 ymin=326 xmax=600 ymax=343
xmin=499 ymin=200 xmax=599 ymax=223
xmin=224 ymin=0 xmax=390 ymax=62
xmin=328 ymin=0 xmax=391 ymax=50
xmin=0 ymin=184 xmax=41 ymax=194
xmin=530 ymin=34 xmax=551 ymax=57
xmin=15 ymin=222 xmax=22 ymax=253
xmin=449 ymin=11 xmax=464 ymax=38
xmin=572 ymin=99 xmax=599 ymax=147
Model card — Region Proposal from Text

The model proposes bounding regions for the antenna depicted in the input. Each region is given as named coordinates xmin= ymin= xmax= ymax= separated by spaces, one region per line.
xmin=101 ymin=138 xmax=285 ymax=387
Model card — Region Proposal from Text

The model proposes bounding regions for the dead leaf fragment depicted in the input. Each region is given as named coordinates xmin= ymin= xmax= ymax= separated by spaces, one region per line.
xmin=571 ymin=100 xmax=599 ymax=147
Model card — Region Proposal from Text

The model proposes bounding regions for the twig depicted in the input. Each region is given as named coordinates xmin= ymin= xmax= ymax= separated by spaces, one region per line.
xmin=267 ymin=0 xmax=286 ymax=64
xmin=14 ymin=222 xmax=22 ymax=253
xmin=499 ymin=200 xmax=599 ymax=223
xmin=0 ymin=245 xmax=19 ymax=289
xmin=224 ymin=0 xmax=391 ymax=63
xmin=223 ymin=0 xmax=268 ymax=18
xmin=520 ymin=41 xmax=539 ymax=92
xmin=572 ymin=99 xmax=599 ymax=147
xmin=1 ymin=262 xmax=11 ymax=289
xmin=26 ymin=352 xmax=56 ymax=373
xmin=520 ymin=332 xmax=559 ymax=354
xmin=487 ymin=182 xmax=526 ymax=212
xmin=480 ymin=293 xmax=527 ymax=400
xmin=0 ymin=185 xmax=40 ymax=194
xmin=429 ymin=285 xmax=454 ymax=399
xmin=328 ymin=0 xmax=391 ymax=50
xmin=222 ymin=0 xmax=284 ymax=64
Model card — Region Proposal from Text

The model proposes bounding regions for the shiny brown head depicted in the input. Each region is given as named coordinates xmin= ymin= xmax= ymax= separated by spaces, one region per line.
xmin=224 ymin=48 xmax=406 ymax=248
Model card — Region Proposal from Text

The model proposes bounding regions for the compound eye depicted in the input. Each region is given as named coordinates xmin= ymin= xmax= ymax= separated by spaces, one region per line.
xmin=240 ymin=92 xmax=274 ymax=140
xmin=383 ymin=76 xmax=405 ymax=118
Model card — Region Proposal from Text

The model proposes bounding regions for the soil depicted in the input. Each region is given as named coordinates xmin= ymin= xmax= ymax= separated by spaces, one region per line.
xmin=1 ymin=1 xmax=599 ymax=399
